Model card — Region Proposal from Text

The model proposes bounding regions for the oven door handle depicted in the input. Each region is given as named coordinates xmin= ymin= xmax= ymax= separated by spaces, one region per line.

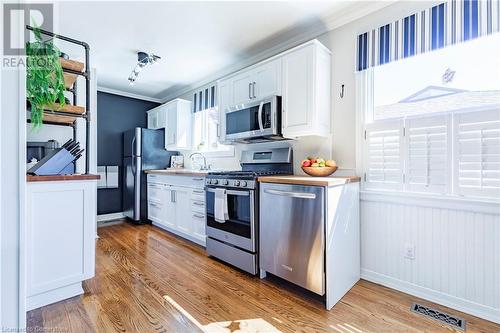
xmin=258 ymin=101 xmax=264 ymax=131
xmin=206 ymin=188 xmax=250 ymax=196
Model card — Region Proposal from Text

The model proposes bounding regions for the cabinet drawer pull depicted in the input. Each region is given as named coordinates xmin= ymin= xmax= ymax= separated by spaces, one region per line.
xmin=193 ymin=214 xmax=205 ymax=219
xmin=192 ymin=178 xmax=204 ymax=181
xmin=192 ymin=201 xmax=204 ymax=206
xmin=192 ymin=190 xmax=205 ymax=194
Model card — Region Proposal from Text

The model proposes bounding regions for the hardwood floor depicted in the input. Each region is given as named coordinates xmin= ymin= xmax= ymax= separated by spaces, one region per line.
xmin=28 ymin=222 xmax=499 ymax=332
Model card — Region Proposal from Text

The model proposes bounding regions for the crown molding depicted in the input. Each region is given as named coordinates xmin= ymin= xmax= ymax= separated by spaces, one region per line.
xmin=97 ymin=86 xmax=162 ymax=103
xmin=159 ymin=1 xmax=398 ymax=103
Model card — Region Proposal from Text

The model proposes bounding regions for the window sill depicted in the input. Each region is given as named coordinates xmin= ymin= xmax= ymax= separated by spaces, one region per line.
xmin=360 ymin=190 xmax=500 ymax=215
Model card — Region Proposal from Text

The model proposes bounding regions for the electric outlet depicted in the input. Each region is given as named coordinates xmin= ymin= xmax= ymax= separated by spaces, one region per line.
xmin=404 ymin=242 xmax=415 ymax=260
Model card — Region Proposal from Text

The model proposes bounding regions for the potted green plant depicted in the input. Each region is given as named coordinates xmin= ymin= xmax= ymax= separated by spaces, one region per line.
xmin=26 ymin=25 xmax=66 ymax=127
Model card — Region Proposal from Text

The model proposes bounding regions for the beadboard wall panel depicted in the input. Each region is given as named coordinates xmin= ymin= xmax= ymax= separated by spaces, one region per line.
xmin=360 ymin=194 xmax=500 ymax=324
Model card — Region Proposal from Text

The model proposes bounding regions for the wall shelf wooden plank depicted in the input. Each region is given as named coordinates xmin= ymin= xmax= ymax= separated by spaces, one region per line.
xmin=60 ymin=58 xmax=84 ymax=73
xmin=44 ymin=103 xmax=85 ymax=115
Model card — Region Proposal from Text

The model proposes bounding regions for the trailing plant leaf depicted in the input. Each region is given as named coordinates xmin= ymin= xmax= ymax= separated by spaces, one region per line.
xmin=26 ymin=24 xmax=66 ymax=128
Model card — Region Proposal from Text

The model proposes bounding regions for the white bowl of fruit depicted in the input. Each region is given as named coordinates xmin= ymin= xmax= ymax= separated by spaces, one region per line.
xmin=301 ymin=157 xmax=337 ymax=177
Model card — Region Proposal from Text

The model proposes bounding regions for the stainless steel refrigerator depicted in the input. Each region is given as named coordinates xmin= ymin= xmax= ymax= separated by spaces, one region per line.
xmin=123 ymin=127 xmax=178 ymax=223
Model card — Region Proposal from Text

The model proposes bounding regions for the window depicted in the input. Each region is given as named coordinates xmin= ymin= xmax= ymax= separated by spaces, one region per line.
xmin=192 ymin=85 xmax=233 ymax=156
xmin=361 ymin=33 xmax=500 ymax=199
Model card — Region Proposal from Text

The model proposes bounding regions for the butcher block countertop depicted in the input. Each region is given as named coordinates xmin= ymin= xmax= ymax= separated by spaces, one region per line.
xmin=258 ymin=175 xmax=360 ymax=187
xmin=145 ymin=169 xmax=209 ymax=177
xmin=27 ymin=174 xmax=100 ymax=182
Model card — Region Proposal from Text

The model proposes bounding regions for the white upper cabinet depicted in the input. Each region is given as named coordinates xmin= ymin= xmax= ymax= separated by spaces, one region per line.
xmin=282 ymin=41 xmax=331 ymax=138
xmin=217 ymin=80 xmax=232 ymax=143
xmin=217 ymin=39 xmax=331 ymax=141
xmin=253 ymin=58 xmax=281 ymax=98
xmin=147 ymin=105 xmax=167 ymax=129
xmin=232 ymin=71 xmax=254 ymax=105
xmin=164 ymin=99 xmax=192 ymax=151
xmin=225 ymin=58 xmax=282 ymax=106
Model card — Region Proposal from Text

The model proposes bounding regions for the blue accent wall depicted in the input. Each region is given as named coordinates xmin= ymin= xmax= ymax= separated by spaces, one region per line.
xmin=97 ymin=91 xmax=160 ymax=215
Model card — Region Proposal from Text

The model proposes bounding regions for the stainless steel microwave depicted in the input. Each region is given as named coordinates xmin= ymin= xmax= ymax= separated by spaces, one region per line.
xmin=225 ymin=95 xmax=284 ymax=143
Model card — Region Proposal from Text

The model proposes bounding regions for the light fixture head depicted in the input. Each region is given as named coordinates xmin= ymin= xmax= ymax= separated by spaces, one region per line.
xmin=128 ymin=51 xmax=161 ymax=85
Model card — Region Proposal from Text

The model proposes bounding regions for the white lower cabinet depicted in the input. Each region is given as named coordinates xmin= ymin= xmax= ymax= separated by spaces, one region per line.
xmin=26 ymin=179 xmax=97 ymax=311
xmin=172 ymin=186 xmax=192 ymax=234
xmin=147 ymin=174 xmax=206 ymax=246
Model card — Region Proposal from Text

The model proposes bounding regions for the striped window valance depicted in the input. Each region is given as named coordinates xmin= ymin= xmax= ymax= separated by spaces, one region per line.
xmin=356 ymin=0 xmax=500 ymax=71
xmin=193 ymin=84 xmax=217 ymax=113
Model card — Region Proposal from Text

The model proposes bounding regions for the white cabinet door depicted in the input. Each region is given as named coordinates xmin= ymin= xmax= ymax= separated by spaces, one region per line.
xmin=165 ymin=104 xmax=177 ymax=148
xmin=147 ymin=201 xmax=164 ymax=224
xmin=26 ymin=180 xmax=96 ymax=309
xmin=173 ymin=186 xmax=192 ymax=234
xmin=165 ymin=99 xmax=192 ymax=150
xmin=163 ymin=187 xmax=177 ymax=229
xmin=147 ymin=109 xmax=160 ymax=129
xmin=254 ymin=58 xmax=281 ymax=99
xmin=232 ymin=71 xmax=254 ymax=105
xmin=281 ymin=42 xmax=331 ymax=138
xmin=217 ymin=80 xmax=232 ymax=143
xmin=191 ymin=212 xmax=206 ymax=242
xmin=282 ymin=45 xmax=313 ymax=136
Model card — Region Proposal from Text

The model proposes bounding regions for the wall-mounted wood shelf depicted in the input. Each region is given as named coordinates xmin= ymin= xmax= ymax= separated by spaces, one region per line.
xmin=42 ymin=112 xmax=78 ymax=125
xmin=26 ymin=24 xmax=91 ymax=173
xmin=45 ymin=103 xmax=85 ymax=115
xmin=60 ymin=58 xmax=84 ymax=73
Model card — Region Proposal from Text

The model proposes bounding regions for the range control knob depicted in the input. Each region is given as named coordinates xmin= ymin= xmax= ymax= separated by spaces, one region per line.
xmin=222 ymin=180 xmax=229 ymax=185
xmin=241 ymin=181 xmax=247 ymax=187
xmin=234 ymin=180 xmax=240 ymax=186
xmin=212 ymin=179 xmax=218 ymax=185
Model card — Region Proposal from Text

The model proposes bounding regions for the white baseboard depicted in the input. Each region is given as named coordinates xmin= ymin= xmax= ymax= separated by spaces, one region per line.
xmin=361 ymin=269 xmax=500 ymax=324
xmin=97 ymin=212 xmax=125 ymax=222
xmin=152 ymin=222 xmax=206 ymax=247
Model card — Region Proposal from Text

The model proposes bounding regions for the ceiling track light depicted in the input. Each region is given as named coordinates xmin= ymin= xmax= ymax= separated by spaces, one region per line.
xmin=128 ymin=51 xmax=161 ymax=85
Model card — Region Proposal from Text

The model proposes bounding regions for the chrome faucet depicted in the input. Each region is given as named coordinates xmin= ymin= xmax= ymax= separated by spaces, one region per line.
xmin=189 ymin=152 xmax=210 ymax=170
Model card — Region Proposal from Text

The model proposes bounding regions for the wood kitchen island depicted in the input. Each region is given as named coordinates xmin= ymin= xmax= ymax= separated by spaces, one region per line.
xmin=26 ymin=174 xmax=99 ymax=311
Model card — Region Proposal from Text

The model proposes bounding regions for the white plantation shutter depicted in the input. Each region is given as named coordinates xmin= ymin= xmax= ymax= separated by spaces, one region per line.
xmin=454 ymin=109 xmax=500 ymax=198
xmin=405 ymin=115 xmax=451 ymax=194
xmin=364 ymin=120 xmax=404 ymax=190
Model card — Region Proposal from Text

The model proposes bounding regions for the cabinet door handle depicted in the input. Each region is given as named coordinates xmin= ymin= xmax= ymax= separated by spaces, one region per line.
xmin=248 ymin=82 xmax=252 ymax=99
xmin=252 ymin=82 xmax=256 ymax=98
xmin=193 ymin=213 xmax=205 ymax=219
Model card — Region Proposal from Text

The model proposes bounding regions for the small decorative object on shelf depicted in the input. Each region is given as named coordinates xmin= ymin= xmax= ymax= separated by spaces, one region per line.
xmin=301 ymin=156 xmax=337 ymax=177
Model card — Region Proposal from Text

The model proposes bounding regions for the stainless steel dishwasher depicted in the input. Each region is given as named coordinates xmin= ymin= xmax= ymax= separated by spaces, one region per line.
xmin=259 ymin=183 xmax=325 ymax=295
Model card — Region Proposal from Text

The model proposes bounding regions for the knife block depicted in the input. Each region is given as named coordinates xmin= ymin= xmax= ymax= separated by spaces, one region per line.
xmin=27 ymin=148 xmax=76 ymax=176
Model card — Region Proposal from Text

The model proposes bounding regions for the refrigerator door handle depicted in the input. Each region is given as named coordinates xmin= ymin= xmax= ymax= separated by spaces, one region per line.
xmin=131 ymin=136 xmax=136 ymax=157
xmin=133 ymin=157 xmax=142 ymax=220
xmin=131 ymin=154 xmax=136 ymax=175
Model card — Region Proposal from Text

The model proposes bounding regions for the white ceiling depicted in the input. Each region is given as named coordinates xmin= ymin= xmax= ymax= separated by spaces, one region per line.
xmin=56 ymin=1 xmax=389 ymax=101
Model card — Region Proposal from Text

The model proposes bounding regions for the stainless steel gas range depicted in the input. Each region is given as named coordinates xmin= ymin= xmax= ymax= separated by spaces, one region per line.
xmin=205 ymin=147 xmax=293 ymax=274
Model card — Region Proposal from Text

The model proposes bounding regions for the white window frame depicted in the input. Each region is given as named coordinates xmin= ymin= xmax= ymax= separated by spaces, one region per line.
xmin=358 ymin=69 xmax=500 ymax=201
xmin=192 ymin=107 xmax=234 ymax=158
